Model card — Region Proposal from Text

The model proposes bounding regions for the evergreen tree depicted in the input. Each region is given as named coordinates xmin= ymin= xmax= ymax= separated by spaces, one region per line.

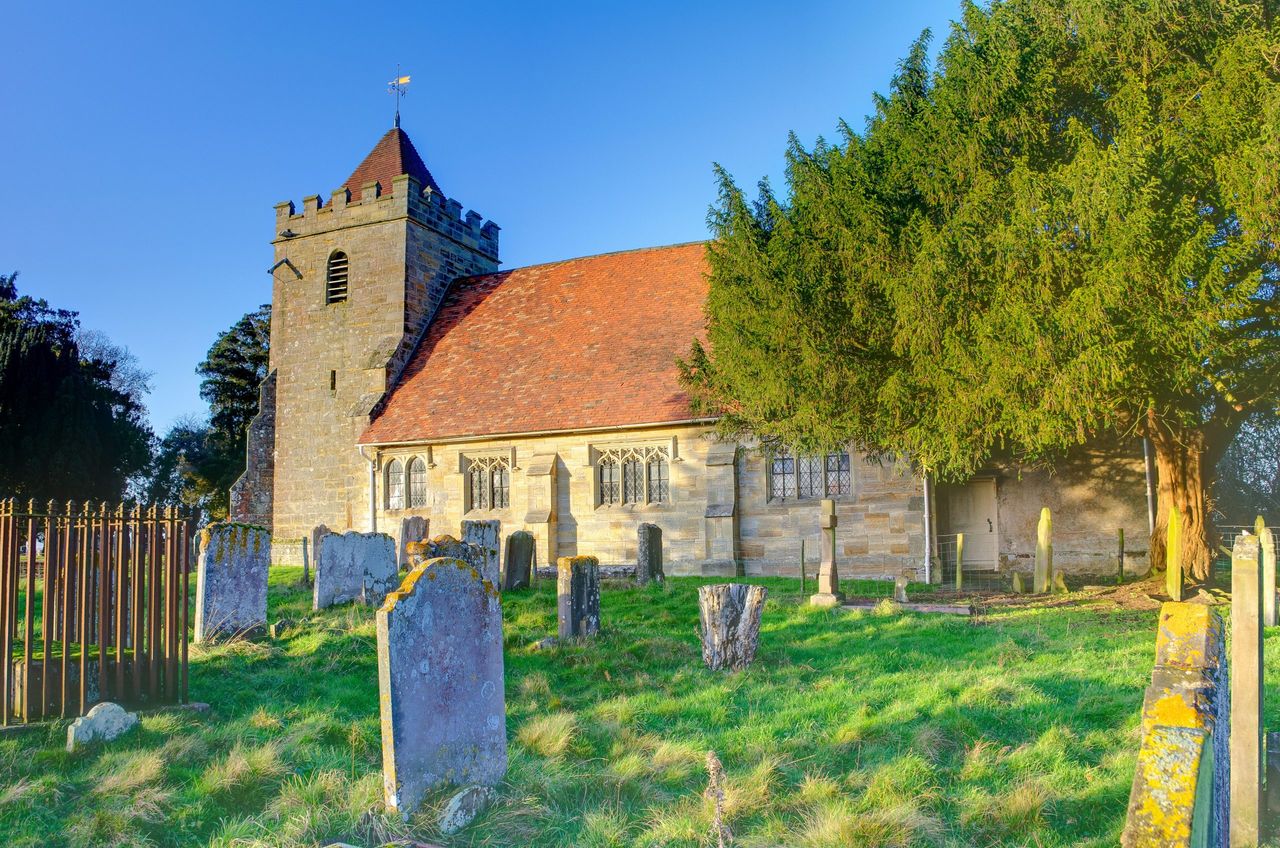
xmin=684 ymin=0 xmax=1280 ymax=580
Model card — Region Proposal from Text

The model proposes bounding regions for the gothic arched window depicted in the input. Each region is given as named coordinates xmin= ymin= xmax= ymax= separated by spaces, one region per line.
xmin=407 ymin=457 xmax=428 ymax=508
xmin=385 ymin=458 xmax=405 ymax=510
xmin=326 ymin=251 xmax=349 ymax=304
xmin=597 ymin=445 xmax=671 ymax=507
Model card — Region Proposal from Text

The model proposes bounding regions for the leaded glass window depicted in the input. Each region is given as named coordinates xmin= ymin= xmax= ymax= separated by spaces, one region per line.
xmin=386 ymin=458 xmax=405 ymax=510
xmin=600 ymin=458 xmax=620 ymax=505
xmin=647 ymin=456 xmax=669 ymax=504
xmin=408 ymin=457 xmax=428 ymax=508
xmin=825 ymin=452 xmax=852 ymax=497
xmin=622 ymin=458 xmax=644 ymax=505
xmin=468 ymin=466 xmax=488 ymax=510
xmin=770 ymin=454 xmax=796 ymax=500
xmin=797 ymin=455 xmax=823 ymax=499
xmin=491 ymin=464 xmax=509 ymax=509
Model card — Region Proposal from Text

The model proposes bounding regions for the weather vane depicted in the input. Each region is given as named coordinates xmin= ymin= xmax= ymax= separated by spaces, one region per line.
xmin=388 ymin=66 xmax=411 ymax=128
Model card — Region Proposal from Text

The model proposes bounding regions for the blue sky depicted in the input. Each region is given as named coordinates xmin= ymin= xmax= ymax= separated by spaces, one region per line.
xmin=1 ymin=0 xmax=958 ymax=433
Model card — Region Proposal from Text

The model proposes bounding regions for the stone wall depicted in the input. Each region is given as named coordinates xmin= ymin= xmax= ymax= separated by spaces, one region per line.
xmin=262 ymin=174 xmax=498 ymax=562
xmin=230 ymin=369 xmax=276 ymax=528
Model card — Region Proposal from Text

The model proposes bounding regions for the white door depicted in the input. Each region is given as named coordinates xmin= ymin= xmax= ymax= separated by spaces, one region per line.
xmin=943 ymin=479 xmax=998 ymax=569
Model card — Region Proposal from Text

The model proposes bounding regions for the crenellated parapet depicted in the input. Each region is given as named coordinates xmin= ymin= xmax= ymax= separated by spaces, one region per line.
xmin=273 ymin=173 xmax=499 ymax=261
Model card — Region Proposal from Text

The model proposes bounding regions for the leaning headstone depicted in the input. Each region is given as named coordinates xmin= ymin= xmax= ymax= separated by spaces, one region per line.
xmin=313 ymin=531 xmax=398 ymax=610
xmin=698 ymin=583 xmax=767 ymax=671
xmin=557 ymin=556 xmax=600 ymax=639
xmin=1230 ymin=532 xmax=1262 ymax=847
xmin=66 ymin=702 xmax=139 ymax=752
xmin=462 ymin=520 xmax=501 ymax=586
xmin=398 ymin=515 xmax=429 ymax=572
xmin=425 ymin=535 xmax=491 ymax=582
xmin=636 ymin=523 xmax=664 ymax=585
xmin=501 ymin=531 xmax=534 ymax=591
xmin=377 ymin=558 xmax=506 ymax=818
xmin=809 ymin=500 xmax=844 ymax=607
xmin=308 ymin=523 xmax=329 ymax=584
xmin=195 ymin=522 xmax=270 ymax=643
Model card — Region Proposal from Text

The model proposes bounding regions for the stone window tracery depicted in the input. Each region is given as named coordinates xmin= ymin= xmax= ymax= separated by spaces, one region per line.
xmin=466 ymin=455 xmax=511 ymax=512
xmin=597 ymin=445 xmax=670 ymax=506
xmin=385 ymin=458 xmax=405 ymax=510
xmin=407 ymin=457 xmax=428 ymax=508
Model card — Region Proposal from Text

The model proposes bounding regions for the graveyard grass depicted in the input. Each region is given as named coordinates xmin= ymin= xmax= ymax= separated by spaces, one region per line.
xmin=2 ymin=569 xmax=1271 ymax=847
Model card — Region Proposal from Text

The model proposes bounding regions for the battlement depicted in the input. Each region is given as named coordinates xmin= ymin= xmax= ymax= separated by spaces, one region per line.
xmin=274 ymin=173 xmax=499 ymax=261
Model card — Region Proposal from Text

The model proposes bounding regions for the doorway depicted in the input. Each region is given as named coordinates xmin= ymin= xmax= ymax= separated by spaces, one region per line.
xmin=936 ymin=478 xmax=999 ymax=572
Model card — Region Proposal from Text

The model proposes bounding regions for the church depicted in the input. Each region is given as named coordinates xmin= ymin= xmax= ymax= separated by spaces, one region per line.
xmin=232 ymin=126 xmax=1153 ymax=583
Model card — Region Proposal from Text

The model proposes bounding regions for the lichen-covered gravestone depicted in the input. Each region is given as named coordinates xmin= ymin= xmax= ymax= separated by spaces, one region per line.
xmin=425 ymin=535 xmax=491 ymax=582
xmin=462 ymin=520 xmax=501 ymax=585
xmin=398 ymin=515 xmax=429 ymax=571
xmin=377 ymin=557 xmax=506 ymax=818
xmin=501 ymin=530 xmax=534 ymax=591
xmin=195 ymin=522 xmax=270 ymax=643
xmin=557 ymin=555 xmax=600 ymax=639
xmin=636 ymin=523 xmax=664 ymax=585
xmin=314 ymin=531 xmax=398 ymax=610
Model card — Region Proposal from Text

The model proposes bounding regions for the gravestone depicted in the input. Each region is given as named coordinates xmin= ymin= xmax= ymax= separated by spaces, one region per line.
xmin=462 ymin=520 xmax=501 ymax=585
xmin=809 ymin=500 xmax=844 ymax=607
xmin=398 ymin=516 xmax=429 ymax=571
xmin=1230 ymin=532 xmax=1263 ymax=847
xmin=195 ymin=522 xmax=270 ymax=643
xmin=308 ymin=524 xmax=329 ymax=584
xmin=557 ymin=556 xmax=600 ymax=639
xmin=1034 ymin=508 xmax=1053 ymax=594
xmin=636 ymin=523 xmax=664 ymax=585
xmin=66 ymin=702 xmax=138 ymax=752
xmin=313 ymin=531 xmax=398 ymax=610
xmin=501 ymin=530 xmax=534 ymax=591
xmin=425 ymin=535 xmax=492 ymax=583
xmin=893 ymin=573 xmax=910 ymax=604
xmin=377 ymin=557 xmax=506 ymax=818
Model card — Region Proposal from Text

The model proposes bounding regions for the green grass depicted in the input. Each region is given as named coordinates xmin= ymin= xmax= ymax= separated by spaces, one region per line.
xmin=0 ymin=567 xmax=1233 ymax=847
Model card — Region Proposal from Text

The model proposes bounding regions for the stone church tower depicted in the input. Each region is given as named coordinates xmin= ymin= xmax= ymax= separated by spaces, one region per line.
xmin=231 ymin=128 xmax=499 ymax=560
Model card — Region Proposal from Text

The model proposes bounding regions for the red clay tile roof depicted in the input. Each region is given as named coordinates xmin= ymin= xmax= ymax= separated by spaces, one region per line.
xmin=359 ymin=242 xmax=711 ymax=444
xmin=342 ymin=128 xmax=442 ymax=202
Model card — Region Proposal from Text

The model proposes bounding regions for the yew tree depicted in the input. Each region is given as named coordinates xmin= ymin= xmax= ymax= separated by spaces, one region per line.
xmin=683 ymin=0 xmax=1280 ymax=580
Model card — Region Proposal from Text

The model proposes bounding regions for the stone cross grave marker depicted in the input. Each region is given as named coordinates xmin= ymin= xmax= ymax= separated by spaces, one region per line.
xmin=501 ymin=530 xmax=534 ymax=591
xmin=398 ymin=515 xmax=429 ymax=572
xmin=195 ymin=522 xmax=270 ymax=643
xmin=637 ymin=523 xmax=664 ymax=585
xmin=557 ymin=555 xmax=600 ymax=639
xmin=313 ymin=531 xmax=399 ymax=610
xmin=461 ymin=520 xmax=501 ymax=584
xmin=810 ymin=500 xmax=844 ymax=607
xmin=377 ymin=557 xmax=506 ymax=818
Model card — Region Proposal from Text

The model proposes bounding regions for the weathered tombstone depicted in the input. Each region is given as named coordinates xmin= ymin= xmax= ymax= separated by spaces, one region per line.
xmin=1011 ymin=571 xmax=1026 ymax=594
xmin=425 ymin=535 xmax=491 ymax=583
xmin=1257 ymin=517 xmax=1275 ymax=628
xmin=195 ymin=522 xmax=270 ymax=643
xmin=1034 ymin=507 xmax=1053 ymax=594
xmin=313 ymin=531 xmax=398 ymax=610
xmin=1231 ymin=531 xmax=1262 ymax=848
xmin=809 ymin=499 xmax=845 ymax=607
xmin=636 ymin=523 xmax=664 ymax=585
xmin=377 ymin=558 xmax=506 ymax=818
xmin=698 ymin=583 xmax=767 ymax=671
xmin=501 ymin=530 xmax=534 ymax=591
xmin=557 ymin=556 xmax=600 ymax=639
xmin=66 ymin=702 xmax=138 ymax=752
xmin=308 ymin=523 xmax=329 ymax=584
xmin=893 ymin=573 xmax=910 ymax=604
xmin=398 ymin=515 xmax=429 ymax=572
xmin=462 ymin=520 xmax=500 ymax=585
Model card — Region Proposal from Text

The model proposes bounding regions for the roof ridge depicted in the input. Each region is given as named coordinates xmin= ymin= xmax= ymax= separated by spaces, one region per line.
xmin=454 ymin=240 xmax=708 ymax=282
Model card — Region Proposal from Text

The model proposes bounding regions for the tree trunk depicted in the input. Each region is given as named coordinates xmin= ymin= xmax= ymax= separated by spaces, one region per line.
xmin=698 ymin=584 xmax=767 ymax=671
xmin=1147 ymin=416 xmax=1216 ymax=583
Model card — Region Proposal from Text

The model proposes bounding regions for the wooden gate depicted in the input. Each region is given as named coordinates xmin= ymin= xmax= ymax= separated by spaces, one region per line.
xmin=0 ymin=499 xmax=193 ymax=724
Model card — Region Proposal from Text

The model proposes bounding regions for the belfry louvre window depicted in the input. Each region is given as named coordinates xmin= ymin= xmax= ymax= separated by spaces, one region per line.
xmin=407 ymin=457 xmax=428 ymax=508
xmin=466 ymin=455 xmax=511 ymax=512
xmin=597 ymin=445 xmax=670 ymax=506
xmin=326 ymin=251 xmax=349 ymax=304
xmin=770 ymin=450 xmax=852 ymax=501
xmin=385 ymin=458 xmax=405 ymax=510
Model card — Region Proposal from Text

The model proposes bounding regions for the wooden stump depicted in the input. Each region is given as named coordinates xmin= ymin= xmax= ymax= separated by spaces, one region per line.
xmin=698 ymin=584 xmax=767 ymax=671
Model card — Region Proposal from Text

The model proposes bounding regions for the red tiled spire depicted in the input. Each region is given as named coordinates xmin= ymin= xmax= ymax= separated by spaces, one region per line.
xmin=341 ymin=128 xmax=442 ymax=202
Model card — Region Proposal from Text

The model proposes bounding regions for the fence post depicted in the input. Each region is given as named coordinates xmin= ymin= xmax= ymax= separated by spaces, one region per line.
xmin=799 ymin=538 xmax=805 ymax=595
xmin=1117 ymin=528 xmax=1125 ymax=586
xmin=1230 ymin=531 xmax=1262 ymax=847
xmin=955 ymin=533 xmax=964 ymax=591
xmin=1258 ymin=516 xmax=1275 ymax=629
